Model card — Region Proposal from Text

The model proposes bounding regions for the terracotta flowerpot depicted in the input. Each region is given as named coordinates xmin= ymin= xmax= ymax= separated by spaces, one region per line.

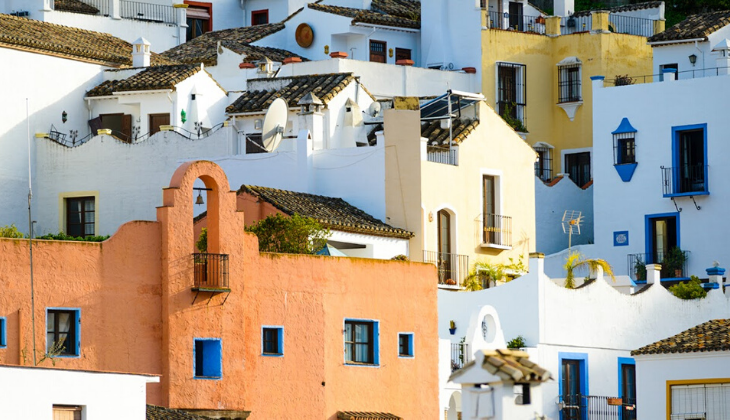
xmin=607 ymin=397 xmax=622 ymax=406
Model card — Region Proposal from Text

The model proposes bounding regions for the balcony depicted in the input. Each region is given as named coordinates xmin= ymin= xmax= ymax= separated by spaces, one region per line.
xmin=661 ymin=164 xmax=709 ymax=197
xmin=627 ymin=250 xmax=690 ymax=282
xmin=53 ymin=0 xmax=177 ymax=24
xmin=423 ymin=251 xmax=469 ymax=288
xmin=192 ymin=253 xmax=230 ymax=291
xmin=475 ymin=213 xmax=512 ymax=249
xmin=427 ymin=148 xmax=458 ymax=166
xmin=558 ymin=395 xmax=636 ymax=420
xmin=450 ymin=342 xmax=471 ymax=372
xmin=488 ymin=11 xmax=546 ymax=35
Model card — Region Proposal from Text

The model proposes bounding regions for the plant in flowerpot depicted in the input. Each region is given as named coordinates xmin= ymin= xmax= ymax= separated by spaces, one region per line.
xmin=449 ymin=320 xmax=457 ymax=335
xmin=463 ymin=261 xmax=505 ymax=291
xmin=662 ymin=247 xmax=686 ymax=279
xmin=634 ymin=259 xmax=647 ymax=282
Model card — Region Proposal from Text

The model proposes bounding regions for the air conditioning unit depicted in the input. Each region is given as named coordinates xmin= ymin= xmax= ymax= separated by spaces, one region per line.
xmin=11 ymin=11 xmax=30 ymax=17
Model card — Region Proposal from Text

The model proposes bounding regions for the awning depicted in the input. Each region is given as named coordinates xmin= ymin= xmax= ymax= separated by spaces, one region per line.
xmin=337 ymin=412 xmax=402 ymax=420
xmin=420 ymin=90 xmax=484 ymax=121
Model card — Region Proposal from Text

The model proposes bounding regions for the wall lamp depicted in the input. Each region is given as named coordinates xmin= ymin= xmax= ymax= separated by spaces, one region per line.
xmin=689 ymin=54 xmax=697 ymax=66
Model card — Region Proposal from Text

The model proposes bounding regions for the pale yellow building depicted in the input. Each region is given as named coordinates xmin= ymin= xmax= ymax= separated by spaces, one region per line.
xmin=383 ymin=99 xmax=537 ymax=287
xmin=481 ymin=10 xmax=658 ymax=187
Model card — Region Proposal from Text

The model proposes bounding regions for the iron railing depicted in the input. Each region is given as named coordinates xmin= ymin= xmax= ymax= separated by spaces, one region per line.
xmin=476 ymin=213 xmax=512 ymax=247
xmin=120 ymin=1 xmax=175 ymax=24
xmin=627 ymin=251 xmax=690 ymax=282
xmin=608 ymin=14 xmax=655 ymax=37
xmin=193 ymin=253 xmax=230 ymax=289
xmin=450 ymin=342 xmax=470 ymax=372
xmin=488 ymin=11 xmax=546 ymax=34
xmin=427 ymin=148 xmax=458 ymax=166
xmin=661 ymin=164 xmax=708 ymax=196
xmin=559 ymin=395 xmax=636 ymax=420
xmin=54 ymin=0 xmax=110 ymax=15
xmin=423 ymin=250 xmax=469 ymax=287
xmin=561 ymin=15 xmax=592 ymax=34
xmin=604 ymin=66 xmax=730 ymax=87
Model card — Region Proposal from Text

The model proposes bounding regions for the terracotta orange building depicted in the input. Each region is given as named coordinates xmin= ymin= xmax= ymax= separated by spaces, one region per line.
xmin=0 ymin=161 xmax=438 ymax=419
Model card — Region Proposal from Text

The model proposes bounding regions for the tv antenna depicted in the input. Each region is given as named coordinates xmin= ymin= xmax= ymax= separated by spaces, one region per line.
xmin=261 ymin=97 xmax=287 ymax=152
xmin=562 ymin=210 xmax=583 ymax=250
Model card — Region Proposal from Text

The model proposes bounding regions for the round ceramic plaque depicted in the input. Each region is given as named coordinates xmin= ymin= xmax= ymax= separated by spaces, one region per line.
xmin=295 ymin=23 xmax=314 ymax=48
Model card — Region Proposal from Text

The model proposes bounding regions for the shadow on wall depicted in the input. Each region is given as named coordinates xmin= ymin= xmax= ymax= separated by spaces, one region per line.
xmin=535 ymin=176 xmax=594 ymax=256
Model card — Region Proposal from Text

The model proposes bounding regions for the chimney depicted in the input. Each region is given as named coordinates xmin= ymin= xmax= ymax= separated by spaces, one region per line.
xmin=554 ymin=0 xmax=574 ymax=17
xmin=713 ymin=39 xmax=730 ymax=75
xmin=132 ymin=37 xmax=151 ymax=67
xmin=646 ymin=264 xmax=661 ymax=284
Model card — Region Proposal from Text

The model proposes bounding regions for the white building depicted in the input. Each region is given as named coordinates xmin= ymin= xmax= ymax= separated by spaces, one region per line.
xmin=633 ymin=318 xmax=730 ymax=420
xmin=0 ymin=364 xmax=158 ymax=419
xmin=438 ymin=253 xmax=730 ymax=420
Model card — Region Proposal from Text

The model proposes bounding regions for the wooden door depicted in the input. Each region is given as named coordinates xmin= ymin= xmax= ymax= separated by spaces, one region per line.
xmin=149 ymin=113 xmax=170 ymax=135
xmin=509 ymin=1 xmax=523 ymax=30
xmin=437 ymin=210 xmax=452 ymax=283
xmin=369 ymin=40 xmax=386 ymax=63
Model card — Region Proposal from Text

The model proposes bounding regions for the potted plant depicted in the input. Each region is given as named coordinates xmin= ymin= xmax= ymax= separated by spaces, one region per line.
xmin=449 ymin=320 xmax=456 ymax=335
xmin=445 ymin=278 xmax=457 ymax=286
xmin=663 ymin=247 xmax=686 ymax=278
xmin=634 ymin=259 xmax=647 ymax=281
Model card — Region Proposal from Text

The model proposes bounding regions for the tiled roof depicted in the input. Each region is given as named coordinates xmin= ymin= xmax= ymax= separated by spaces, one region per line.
xmin=371 ymin=0 xmax=421 ymax=20
xmin=159 ymin=24 xmax=301 ymax=66
xmin=632 ymin=319 xmax=730 ymax=356
xmin=450 ymin=349 xmax=552 ymax=383
xmin=146 ymin=405 xmax=209 ymax=420
xmin=421 ymin=119 xmax=480 ymax=147
xmin=574 ymin=1 xmax=662 ymax=17
xmin=0 ymin=13 xmax=174 ymax=67
xmin=226 ymin=73 xmax=355 ymax=113
xmin=86 ymin=64 xmax=202 ymax=97
xmin=308 ymin=2 xmax=420 ymax=29
xmin=54 ymin=0 xmax=99 ymax=14
xmin=239 ymin=185 xmax=414 ymax=239
xmin=649 ymin=10 xmax=730 ymax=42
xmin=337 ymin=412 xmax=402 ymax=420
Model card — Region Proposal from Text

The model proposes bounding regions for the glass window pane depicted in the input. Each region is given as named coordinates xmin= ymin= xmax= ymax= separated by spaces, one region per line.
xmin=68 ymin=200 xmax=81 ymax=213
xmin=46 ymin=333 xmax=55 ymax=351
xmin=345 ymin=323 xmax=352 ymax=340
xmin=355 ymin=324 xmax=369 ymax=342
xmin=68 ymin=212 xmax=81 ymax=224
xmin=84 ymin=199 xmax=94 ymax=212
xmin=58 ymin=313 xmax=71 ymax=333
xmin=47 ymin=312 xmax=55 ymax=331
xmin=85 ymin=211 xmax=95 ymax=223
xmin=84 ymin=224 xmax=95 ymax=236
xmin=355 ymin=343 xmax=369 ymax=362
xmin=345 ymin=343 xmax=352 ymax=362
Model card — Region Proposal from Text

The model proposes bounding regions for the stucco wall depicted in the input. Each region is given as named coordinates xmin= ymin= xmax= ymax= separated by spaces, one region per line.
xmin=535 ymin=176 xmax=594 ymax=255
xmin=0 ymin=365 xmax=157 ymax=419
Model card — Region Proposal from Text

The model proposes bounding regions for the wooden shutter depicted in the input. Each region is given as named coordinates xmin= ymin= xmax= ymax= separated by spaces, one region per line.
xmin=121 ymin=114 xmax=132 ymax=141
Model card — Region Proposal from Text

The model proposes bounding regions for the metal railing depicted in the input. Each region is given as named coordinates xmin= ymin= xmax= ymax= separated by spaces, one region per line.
xmin=427 ymin=148 xmax=458 ymax=166
xmin=476 ymin=213 xmax=512 ymax=247
xmin=54 ymin=0 xmax=110 ymax=15
xmin=608 ymin=14 xmax=655 ymax=37
xmin=559 ymin=395 xmax=636 ymax=420
xmin=604 ymin=67 xmax=730 ymax=87
xmin=561 ymin=15 xmax=592 ymax=34
xmin=627 ymin=250 xmax=690 ymax=282
xmin=423 ymin=250 xmax=469 ymax=287
xmin=193 ymin=253 xmax=230 ymax=289
xmin=120 ymin=0 xmax=175 ymax=24
xmin=450 ymin=342 xmax=470 ymax=372
xmin=661 ymin=164 xmax=708 ymax=196
xmin=488 ymin=11 xmax=546 ymax=34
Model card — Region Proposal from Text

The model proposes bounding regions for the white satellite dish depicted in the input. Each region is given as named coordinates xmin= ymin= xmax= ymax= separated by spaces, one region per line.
xmin=368 ymin=101 xmax=381 ymax=117
xmin=562 ymin=210 xmax=583 ymax=250
xmin=261 ymin=97 xmax=287 ymax=152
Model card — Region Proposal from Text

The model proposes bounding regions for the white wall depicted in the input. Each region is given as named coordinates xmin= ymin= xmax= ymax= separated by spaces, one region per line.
xmin=327 ymin=230 xmax=408 ymax=259
xmin=0 ymin=47 xmax=107 ymax=233
xmin=652 ymin=25 xmax=730 ymax=78
xmin=593 ymin=74 xmax=730 ymax=279
xmin=635 ymin=352 xmax=730 ymax=420
xmin=0 ymin=365 xmax=158 ymax=419
xmin=535 ymin=176 xmax=594 ymax=255
xmin=420 ymin=0 xmax=482 ymax=75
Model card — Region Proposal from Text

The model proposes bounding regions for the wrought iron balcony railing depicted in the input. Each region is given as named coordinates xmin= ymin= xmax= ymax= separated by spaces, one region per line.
xmin=53 ymin=0 xmax=176 ymax=24
xmin=423 ymin=250 xmax=469 ymax=287
xmin=488 ymin=11 xmax=546 ymax=34
xmin=627 ymin=250 xmax=690 ymax=282
xmin=450 ymin=342 xmax=470 ymax=372
xmin=661 ymin=164 xmax=708 ymax=196
xmin=559 ymin=395 xmax=636 ymax=420
xmin=427 ymin=148 xmax=458 ymax=166
xmin=476 ymin=213 xmax=512 ymax=248
xmin=193 ymin=253 xmax=229 ymax=290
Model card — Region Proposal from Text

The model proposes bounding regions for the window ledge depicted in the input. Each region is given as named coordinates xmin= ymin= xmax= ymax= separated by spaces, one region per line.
xmin=556 ymin=101 xmax=583 ymax=121
xmin=345 ymin=362 xmax=380 ymax=367
xmin=398 ymin=355 xmax=415 ymax=359
xmin=194 ymin=376 xmax=222 ymax=380
xmin=261 ymin=353 xmax=283 ymax=357
xmin=663 ymin=191 xmax=709 ymax=198
xmin=54 ymin=354 xmax=81 ymax=359
xmin=438 ymin=284 xmax=463 ymax=290
xmin=480 ymin=243 xmax=512 ymax=250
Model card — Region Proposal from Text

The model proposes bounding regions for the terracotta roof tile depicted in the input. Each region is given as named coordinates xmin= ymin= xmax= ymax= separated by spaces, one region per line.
xmin=226 ymin=73 xmax=355 ymax=113
xmin=308 ymin=2 xmax=420 ymax=29
xmin=239 ymin=185 xmax=414 ymax=239
xmin=632 ymin=319 xmax=730 ymax=356
xmin=649 ymin=10 xmax=730 ymax=43
xmin=574 ymin=1 xmax=662 ymax=17
xmin=450 ymin=349 xmax=551 ymax=383
xmin=54 ymin=0 xmax=99 ymax=15
xmin=160 ymin=24 xmax=291 ymax=66
xmin=86 ymin=64 xmax=202 ymax=97
xmin=0 ymin=13 xmax=174 ymax=67
xmin=337 ymin=412 xmax=402 ymax=420
xmin=421 ymin=118 xmax=479 ymax=147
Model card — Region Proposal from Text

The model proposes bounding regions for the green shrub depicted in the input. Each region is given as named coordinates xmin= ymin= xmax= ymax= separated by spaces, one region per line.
xmin=507 ymin=335 xmax=527 ymax=349
xmin=391 ymin=254 xmax=409 ymax=261
xmin=196 ymin=228 xmax=207 ymax=253
xmin=35 ymin=232 xmax=110 ymax=242
xmin=669 ymin=275 xmax=707 ymax=300
xmin=0 ymin=224 xmax=24 ymax=238
xmin=245 ymin=213 xmax=330 ymax=254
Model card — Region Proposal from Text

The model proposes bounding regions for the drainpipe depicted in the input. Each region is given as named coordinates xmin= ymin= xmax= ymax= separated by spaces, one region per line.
xmin=694 ymin=40 xmax=706 ymax=77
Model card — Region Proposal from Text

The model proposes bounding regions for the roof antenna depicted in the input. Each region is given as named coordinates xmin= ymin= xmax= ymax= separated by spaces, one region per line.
xmin=562 ymin=210 xmax=583 ymax=251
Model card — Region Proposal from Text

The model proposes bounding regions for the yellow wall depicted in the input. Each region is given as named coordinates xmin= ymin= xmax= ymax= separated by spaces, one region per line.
xmin=384 ymin=105 xmax=536 ymax=275
xmin=481 ymin=19 xmax=653 ymax=177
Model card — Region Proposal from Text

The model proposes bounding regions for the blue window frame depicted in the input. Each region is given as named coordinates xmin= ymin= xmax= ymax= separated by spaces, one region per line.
xmin=664 ymin=124 xmax=708 ymax=197
xmin=644 ymin=212 xmax=687 ymax=280
xmin=46 ymin=308 xmax=80 ymax=357
xmin=559 ymin=352 xmax=588 ymax=420
xmin=194 ymin=338 xmax=222 ymax=379
xmin=398 ymin=333 xmax=414 ymax=358
xmin=344 ymin=318 xmax=380 ymax=366
xmin=0 ymin=317 xmax=6 ymax=348
xmin=261 ymin=326 xmax=284 ymax=356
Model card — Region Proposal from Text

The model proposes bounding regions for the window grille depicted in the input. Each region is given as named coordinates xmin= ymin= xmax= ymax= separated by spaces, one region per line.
xmin=614 ymin=132 xmax=636 ymax=165
xmin=534 ymin=146 xmax=553 ymax=181
xmin=558 ymin=64 xmax=582 ymax=103
xmin=497 ymin=63 xmax=527 ymax=125
xmin=671 ymin=383 xmax=730 ymax=420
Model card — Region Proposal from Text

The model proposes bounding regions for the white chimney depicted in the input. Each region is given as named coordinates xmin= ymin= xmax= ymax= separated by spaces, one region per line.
xmin=713 ymin=39 xmax=730 ymax=75
xmin=554 ymin=0 xmax=574 ymax=17
xmin=132 ymin=37 xmax=151 ymax=67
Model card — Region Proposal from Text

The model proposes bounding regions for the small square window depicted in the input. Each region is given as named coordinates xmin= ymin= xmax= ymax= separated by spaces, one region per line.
xmin=0 ymin=317 xmax=6 ymax=348
xmin=46 ymin=309 xmax=80 ymax=357
xmin=398 ymin=333 xmax=414 ymax=357
xmin=194 ymin=338 xmax=222 ymax=379
xmin=252 ymin=9 xmax=269 ymax=25
xmin=65 ymin=196 xmax=95 ymax=237
xmin=344 ymin=319 xmax=379 ymax=365
xmin=262 ymin=326 xmax=283 ymax=356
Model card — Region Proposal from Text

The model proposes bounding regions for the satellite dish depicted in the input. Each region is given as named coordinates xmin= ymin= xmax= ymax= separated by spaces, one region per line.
xmin=562 ymin=210 xmax=583 ymax=250
xmin=368 ymin=101 xmax=381 ymax=117
xmin=262 ymin=98 xmax=287 ymax=152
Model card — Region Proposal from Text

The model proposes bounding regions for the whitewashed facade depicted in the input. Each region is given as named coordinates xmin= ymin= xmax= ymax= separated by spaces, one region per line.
xmin=0 ymin=365 xmax=158 ymax=419
xmin=535 ymin=176 xmax=593 ymax=256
